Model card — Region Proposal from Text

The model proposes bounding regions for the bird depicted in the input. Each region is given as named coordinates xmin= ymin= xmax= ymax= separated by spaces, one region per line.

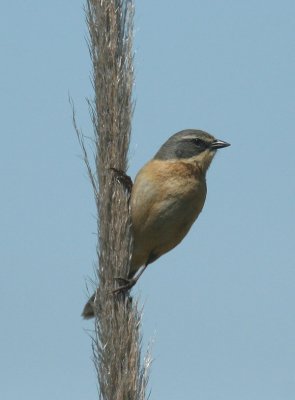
xmin=82 ymin=129 xmax=230 ymax=318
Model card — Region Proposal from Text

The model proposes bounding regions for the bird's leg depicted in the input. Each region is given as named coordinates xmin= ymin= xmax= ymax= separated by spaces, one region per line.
xmin=113 ymin=264 xmax=148 ymax=294
xmin=110 ymin=167 xmax=133 ymax=194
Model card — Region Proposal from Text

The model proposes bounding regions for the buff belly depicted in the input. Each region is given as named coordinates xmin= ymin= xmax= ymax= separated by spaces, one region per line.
xmin=129 ymin=159 xmax=207 ymax=274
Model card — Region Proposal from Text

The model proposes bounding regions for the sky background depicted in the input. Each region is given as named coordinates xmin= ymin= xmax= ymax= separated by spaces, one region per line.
xmin=1 ymin=1 xmax=295 ymax=399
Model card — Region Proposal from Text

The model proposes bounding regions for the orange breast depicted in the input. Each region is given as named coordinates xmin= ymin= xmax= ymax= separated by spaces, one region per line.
xmin=129 ymin=159 xmax=207 ymax=274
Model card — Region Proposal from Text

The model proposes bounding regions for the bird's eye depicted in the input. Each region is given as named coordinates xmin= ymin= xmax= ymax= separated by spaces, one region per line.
xmin=193 ymin=138 xmax=204 ymax=147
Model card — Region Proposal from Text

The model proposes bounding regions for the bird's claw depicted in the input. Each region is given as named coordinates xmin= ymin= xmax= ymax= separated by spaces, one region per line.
xmin=112 ymin=277 xmax=136 ymax=294
xmin=110 ymin=168 xmax=133 ymax=194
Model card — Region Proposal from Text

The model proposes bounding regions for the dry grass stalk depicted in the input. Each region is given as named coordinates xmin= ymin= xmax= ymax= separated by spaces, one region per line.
xmin=74 ymin=0 xmax=151 ymax=399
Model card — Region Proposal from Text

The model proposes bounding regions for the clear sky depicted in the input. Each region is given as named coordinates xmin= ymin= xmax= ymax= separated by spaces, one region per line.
xmin=1 ymin=1 xmax=295 ymax=399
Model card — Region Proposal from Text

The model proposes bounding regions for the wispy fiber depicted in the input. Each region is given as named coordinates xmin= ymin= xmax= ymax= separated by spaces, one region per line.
xmin=74 ymin=0 xmax=150 ymax=399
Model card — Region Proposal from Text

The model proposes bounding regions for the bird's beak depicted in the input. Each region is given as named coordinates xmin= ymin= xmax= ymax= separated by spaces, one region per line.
xmin=210 ymin=139 xmax=231 ymax=149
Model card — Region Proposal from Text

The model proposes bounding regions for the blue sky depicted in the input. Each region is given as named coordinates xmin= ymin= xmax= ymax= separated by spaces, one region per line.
xmin=1 ymin=1 xmax=295 ymax=399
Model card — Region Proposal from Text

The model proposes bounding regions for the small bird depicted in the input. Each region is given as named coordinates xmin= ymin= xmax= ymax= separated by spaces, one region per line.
xmin=82 ymin=129 xmax=230 ymax=318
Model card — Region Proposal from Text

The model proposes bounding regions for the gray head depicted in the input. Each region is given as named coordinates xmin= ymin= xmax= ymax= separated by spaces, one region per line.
xmin=154 ymin=129 xmax=230 ymax=161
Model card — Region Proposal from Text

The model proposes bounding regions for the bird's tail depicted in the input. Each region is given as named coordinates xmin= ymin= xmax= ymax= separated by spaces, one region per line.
xmin=82 ymin=286 xmax=134 ymax=319
xmin=81 ymin=293 xmax=95 ymax=319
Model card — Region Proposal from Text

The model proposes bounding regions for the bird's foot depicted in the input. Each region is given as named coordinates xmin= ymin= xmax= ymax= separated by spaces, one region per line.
xmin=113 ymin=277 xmax=136 ymax=294
xmin=110 ymin=168 xmax=133 ymax=194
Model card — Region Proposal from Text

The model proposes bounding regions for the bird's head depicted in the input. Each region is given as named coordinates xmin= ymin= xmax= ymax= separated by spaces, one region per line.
xmin=154 ymin=129 xmax=230 ymax=174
